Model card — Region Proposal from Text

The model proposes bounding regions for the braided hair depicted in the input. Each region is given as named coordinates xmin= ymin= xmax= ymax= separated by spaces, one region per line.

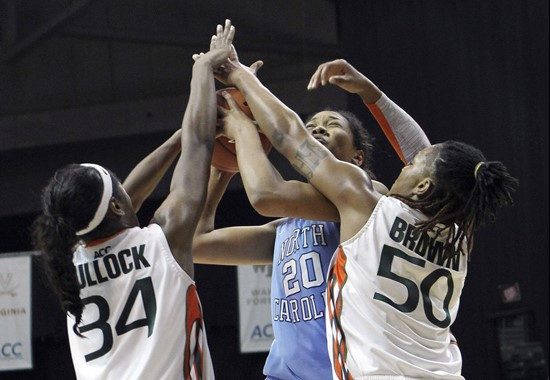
xmin=31 ymin=164 xmax=119 ymax=336
xmin=305 ymin=109 xmax=376 ymax=178
xmin=395 ymin=141 xmax=518 ymax=259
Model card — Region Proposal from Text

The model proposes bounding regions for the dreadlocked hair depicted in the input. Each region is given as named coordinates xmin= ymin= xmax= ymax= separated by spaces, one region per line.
xmin=396 ymin=141 xmax=518 ymax=260
xmin=305 ymin=109 xmax=376 ymax=178
xmin=31 ymin=164 xmax=112 ymax=337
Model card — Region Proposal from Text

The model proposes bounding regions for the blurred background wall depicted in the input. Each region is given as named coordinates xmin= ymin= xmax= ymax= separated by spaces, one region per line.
xmin=1 ymin=1 xmax=548 ymax=379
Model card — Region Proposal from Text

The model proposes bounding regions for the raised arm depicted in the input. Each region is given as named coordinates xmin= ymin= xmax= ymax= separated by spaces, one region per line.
xmin=122 ymin=130 xmax=181 ymax=213
xmin=151 ymin=20 xmax=234 ymax=277
xmin=194 ymin=166 xmax=236 ymax=237
xmin=308 ymin=59 xmax=430 ymax=164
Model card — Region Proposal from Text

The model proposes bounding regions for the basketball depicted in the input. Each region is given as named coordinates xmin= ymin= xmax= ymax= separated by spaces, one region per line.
xmin=212 ymin=87 xmax=272 ymax=173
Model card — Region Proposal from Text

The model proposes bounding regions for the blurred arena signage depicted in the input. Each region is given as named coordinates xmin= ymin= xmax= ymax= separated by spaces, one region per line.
xmin=237 ymin=265 xmax=274 ymax=353
xmin=0 ymin=252 xmax=33 ymax=371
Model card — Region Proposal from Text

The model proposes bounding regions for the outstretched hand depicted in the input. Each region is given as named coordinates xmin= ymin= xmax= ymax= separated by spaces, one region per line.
xmin=193 ymin=19 xmax=235 ymax=69
xmin=307 ymin=59 xmax=367 ymax=93
xmin=217 ymin=90 xmax=257 ymax=141
xmin=218 ymin=45 xmax=264 ymax=86
xmin=307 ymin=59 xmax=382 ymax=103
xmin=193 ymin=46 xmax=263 ymax=85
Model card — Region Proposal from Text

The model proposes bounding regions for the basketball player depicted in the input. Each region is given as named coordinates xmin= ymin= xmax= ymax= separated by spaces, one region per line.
xmin=31 ymin=20 xmax=235 ymax=380
xmin=118 ymin=56 xmax=430 ymax=378
xmin=218 ymin=51 xmax=518 ymax=379
xmin=190 ymin=57 xmax=431 ymax=379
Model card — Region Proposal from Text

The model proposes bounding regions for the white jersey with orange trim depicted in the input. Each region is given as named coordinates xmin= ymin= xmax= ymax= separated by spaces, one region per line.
xmin=68 ymin=224 xmax=214 ymax=380
xmin=326 ymin=196 xmax=467 ymax=380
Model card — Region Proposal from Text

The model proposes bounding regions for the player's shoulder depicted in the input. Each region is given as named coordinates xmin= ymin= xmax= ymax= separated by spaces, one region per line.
xmin=267 ymin=217 xmax=289 ymax=229
xmin=372 ymin=180 xmax=389 ymax=195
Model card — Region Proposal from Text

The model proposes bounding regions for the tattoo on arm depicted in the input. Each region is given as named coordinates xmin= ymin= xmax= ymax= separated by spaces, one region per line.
xmin=293 ymin=139 xmax=329 ymax=180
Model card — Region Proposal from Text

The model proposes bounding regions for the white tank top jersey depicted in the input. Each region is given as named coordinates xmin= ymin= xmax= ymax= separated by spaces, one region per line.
xmin=68 ymin=224 xmax=214 ymax=380
xmin=326 ymin=196 xmax=467 ymax=380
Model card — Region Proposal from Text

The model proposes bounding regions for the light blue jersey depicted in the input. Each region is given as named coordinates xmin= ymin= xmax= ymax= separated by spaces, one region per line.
xmin=264 ymin=218 xmax=339 ymax=380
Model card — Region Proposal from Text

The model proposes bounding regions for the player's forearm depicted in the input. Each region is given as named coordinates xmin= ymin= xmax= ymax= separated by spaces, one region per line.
xmin=171 ymin=61 xmax=217 ymax=194
xmin=231 ymin=123 xmax=284 ymax=212
xmin=232 ymin=71 xmax=306 ymax=158
xmin=356 ymin=76 xmax=383 ymax=104
xmin=123 ymin=130 xmax=181 ymax=212
xmin=193 ymin=224 xmax=276 ymax=265
xmin=182 ymin=62 xmax=217 ymax=143
xmin=195 ymin=167 xmax=236 ymax=235
xmin=366 ymin=93 xmax=430 ymax=164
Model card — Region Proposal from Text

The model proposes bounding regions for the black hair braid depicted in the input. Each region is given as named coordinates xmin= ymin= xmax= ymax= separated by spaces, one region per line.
xmin=32 ymin=213 xmax=84 ymax=336
xmin=472 ymin=161 xmax=517 ymax=227
xmin=399 ymin=141 xmax=518 ymax=259
xmin=31 ymin=164 xmax=104 ymax=337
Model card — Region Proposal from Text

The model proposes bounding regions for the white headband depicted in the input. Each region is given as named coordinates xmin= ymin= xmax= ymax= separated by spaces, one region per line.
xmin=75 ymin=164 xmax=113 ymax=236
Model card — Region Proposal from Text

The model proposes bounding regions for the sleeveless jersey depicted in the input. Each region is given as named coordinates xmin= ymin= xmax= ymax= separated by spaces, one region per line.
xmin=68 ymin=224 xmax=214 ymax=380
xmin=326 ymin=196 xmax=467 ymax=380
xmin=264 ymin=218 xmax=339 ymax=379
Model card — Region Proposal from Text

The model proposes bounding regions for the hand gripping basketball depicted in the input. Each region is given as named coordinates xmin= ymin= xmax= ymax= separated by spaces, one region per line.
xmin=212 ymin=87 xmax=272 ymax=173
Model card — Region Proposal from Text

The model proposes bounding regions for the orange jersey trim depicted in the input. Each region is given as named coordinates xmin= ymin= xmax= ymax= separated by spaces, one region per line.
xmin=327 ymin=247 xmax=354 ymax=380
xmin=366 ymin=102 xmax=407 ymax=164
xmin=184 ymin=284 xmax=205 ymax=380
